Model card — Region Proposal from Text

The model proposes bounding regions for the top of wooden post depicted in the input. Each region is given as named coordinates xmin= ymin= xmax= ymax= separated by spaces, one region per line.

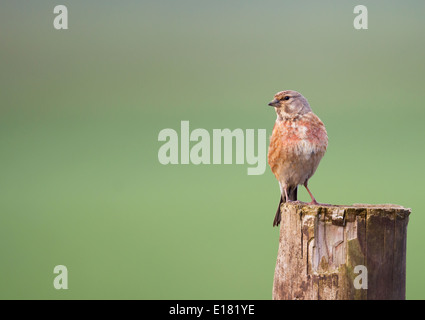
xmin=280 ymin=203 xmax=411 ymax=224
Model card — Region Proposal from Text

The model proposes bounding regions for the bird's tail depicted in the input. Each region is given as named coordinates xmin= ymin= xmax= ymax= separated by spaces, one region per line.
xmin=273 ymin=186 xmax=297 ymax=227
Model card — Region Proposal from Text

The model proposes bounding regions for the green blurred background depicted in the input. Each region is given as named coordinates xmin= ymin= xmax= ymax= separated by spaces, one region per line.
xmin=1 ymin=0 xmax=424 ymax=299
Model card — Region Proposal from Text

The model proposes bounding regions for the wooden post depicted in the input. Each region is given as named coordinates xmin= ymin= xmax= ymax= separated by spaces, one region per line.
xmin=272 ymin=203 xmax=411 ymax=300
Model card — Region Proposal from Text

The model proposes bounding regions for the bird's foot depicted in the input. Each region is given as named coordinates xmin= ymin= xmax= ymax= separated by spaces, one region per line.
xmin=306 ymin=200 xmax=332 ymax=206
xmin=286 ymin=200 xmax=304 ymax=205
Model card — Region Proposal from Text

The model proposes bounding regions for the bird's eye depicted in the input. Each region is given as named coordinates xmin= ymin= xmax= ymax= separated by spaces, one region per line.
xmin=283 ymin=96 xmax=290 ymax=100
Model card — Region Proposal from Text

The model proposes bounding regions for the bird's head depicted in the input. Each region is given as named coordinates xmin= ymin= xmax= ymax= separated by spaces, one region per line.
xmin=268 ymin=90 xmax=312 ymax=117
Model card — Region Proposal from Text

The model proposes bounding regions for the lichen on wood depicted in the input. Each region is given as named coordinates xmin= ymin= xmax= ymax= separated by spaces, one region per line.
xmin=272 ymin=203 xmax=411 ymax=300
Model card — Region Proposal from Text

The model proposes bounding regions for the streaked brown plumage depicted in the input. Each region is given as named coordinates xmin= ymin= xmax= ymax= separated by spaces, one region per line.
xmin=268 ymin=90 xmax=328 ymax=227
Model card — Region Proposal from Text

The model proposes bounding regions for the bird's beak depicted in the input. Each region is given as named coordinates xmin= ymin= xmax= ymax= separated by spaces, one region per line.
xmin=268 ymin=99 xmax=279 ymax=107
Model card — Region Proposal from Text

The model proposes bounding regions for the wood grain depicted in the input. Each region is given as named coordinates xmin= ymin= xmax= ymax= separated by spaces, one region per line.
xmin=272 ymin=203 xmax=410 ymax=300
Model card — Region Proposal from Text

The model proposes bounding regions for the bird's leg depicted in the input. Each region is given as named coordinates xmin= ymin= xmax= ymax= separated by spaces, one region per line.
xmin=304 ymin=181 xmax=319 ymax=205
xmin=304 ymin=182 xmax=332 ymax=206
xmin=284 ymin=187 xmax=289 ymax=201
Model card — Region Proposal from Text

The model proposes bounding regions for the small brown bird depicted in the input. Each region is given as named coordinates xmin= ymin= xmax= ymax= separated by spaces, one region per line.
xmin=268 ymin=90 xmax=328 ymax=227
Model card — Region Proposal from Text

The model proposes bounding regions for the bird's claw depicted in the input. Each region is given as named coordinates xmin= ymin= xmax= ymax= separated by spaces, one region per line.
xmin=286 ymin=200 xmax=303 ymax=204
xmin=306 ymin=200 xmax=332 ymax=206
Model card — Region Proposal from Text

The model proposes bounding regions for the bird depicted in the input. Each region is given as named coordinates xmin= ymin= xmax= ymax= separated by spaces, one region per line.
xmin=267 ymin=90 xmax=328 ymax=227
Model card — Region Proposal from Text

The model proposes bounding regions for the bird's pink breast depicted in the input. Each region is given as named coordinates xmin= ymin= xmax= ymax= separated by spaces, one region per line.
xmin=268 ymin=113 xmax=328 ymax=184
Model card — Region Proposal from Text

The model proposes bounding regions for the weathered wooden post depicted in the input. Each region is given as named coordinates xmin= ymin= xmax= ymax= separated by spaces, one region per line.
xmin=273 ymin=203 xmax=411 ymax=300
